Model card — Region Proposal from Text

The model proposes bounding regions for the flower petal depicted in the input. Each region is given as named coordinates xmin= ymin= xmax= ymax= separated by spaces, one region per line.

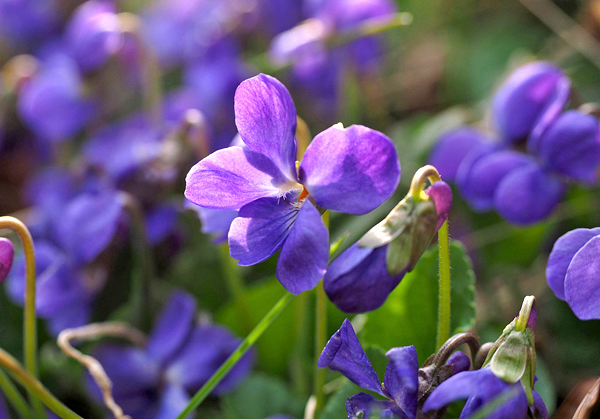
xmin=185 ymin=146 xmax=295 ymax=210
xmin=346 ymin=392 xmax=406 ymax=419
xmin=564 ymin=235 xmax=600 ymax=320
xmin=459 ymin=150 xmax=533 ymax=211
xmin=155 ymin=384 xmax=191 ymax=419
xmin=494 ymin=163 xmax=565 ymax=225
xmin=165 ymin=324 xmax=254 ymax=394
xmin=300 ymin=124 xmax=400 ymax=214
xmin=429 ymin=128 xmax=490 ymax=182
xmin=0 ymin=238 xmax=14 ymax=284
xmin=384 ymin=346 xmax=419 ymax=419
xmin=318 ymin=319 xmax=385 ymax=396
xmin=147 ymin=291 xmax=196 ymax=367
xmin=276 ymin=200 xmax=328 ymax=294
xmin=186 ymin=201 xmax=238 ymax=244
xmin=324 ymin=243 xmax=404 ymax=313
xmin=234 ymin=74 xmax=298 ymax=180
xmin=536 ymin=110 xmax=600 ymax=182
xmin=425 ymin=181 xmax=453 ymax=230
xmin=447 ymin=351 xmax=471 ymax=375
xmin=492 ymin=61 xmax=570 ymax=145
xmin=546 ymin=228 xmax=600 ymax=300
xmin=229 ymin=198 xmax=298 ymax=266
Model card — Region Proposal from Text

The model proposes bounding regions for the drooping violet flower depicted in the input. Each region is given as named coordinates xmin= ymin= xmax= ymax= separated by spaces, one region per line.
xmin=185 ymin=74 xmax=399 ymax=294
xmin=17 ymin=53 xmax=97 ymax=143
xmin=0 ymin=238 xmax=14 ymax=283
xmin=324 ymin=180 xmax=451 ymax=313
xmin=64 ymin=0 xmax=122 ymax=73
xmin=89 ymin=291 xmax=254 ymax=419
xmin=546 ymin=228 xmax=600 ymax=320
xmin=319 ymin=319 xmax=470 ymax=419
xmin=422 ymin=367 xmax=547 ymax=419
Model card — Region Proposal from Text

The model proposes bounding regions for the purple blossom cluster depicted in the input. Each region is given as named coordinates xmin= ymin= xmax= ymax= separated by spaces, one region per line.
xmin=430 ymin=61 xmax=600 ymax=225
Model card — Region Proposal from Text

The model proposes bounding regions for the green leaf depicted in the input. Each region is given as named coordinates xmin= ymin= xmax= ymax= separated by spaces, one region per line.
xmin=361 ymin=241 xmax=476 ymax=364
xmin=217 ymin=277 xmax=303 ymax=376
xmin=490 ymin=331 xmax=528 ymax=383
xmin=221 ymin=373 xmax=304 ymax=419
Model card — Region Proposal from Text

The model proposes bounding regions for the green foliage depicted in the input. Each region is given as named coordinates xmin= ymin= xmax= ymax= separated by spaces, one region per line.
xmin=361 ymin=241 xmax=476 ymax=364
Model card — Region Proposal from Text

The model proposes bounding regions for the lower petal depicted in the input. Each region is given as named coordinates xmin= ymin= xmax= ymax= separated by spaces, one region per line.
xmin=346 ymin=393 xmax=406 ymax=419
xmin=229 ymin=198 xmax=298 ymax=266
xmin=565 ymin=235 xmax=600 ymax=320
xmin=494 ymin=164 xmax=565 ymax=225
xmin=275 ymin=200 xmax=328 ymax=294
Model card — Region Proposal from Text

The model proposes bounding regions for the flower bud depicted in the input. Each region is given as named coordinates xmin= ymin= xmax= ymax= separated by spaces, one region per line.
xmin=0 ymin=238 xmax=14 ymax=283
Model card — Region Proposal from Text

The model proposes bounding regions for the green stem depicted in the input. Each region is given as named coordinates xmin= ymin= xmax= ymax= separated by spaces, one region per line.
xmin=436 ymin=220 xmax=451 ymax=350
xmin=291 ymin=292 xmax=310 ymax=396
xmin=0 ymin=216 xmax=46 ymax=418
xmin=218 ymin=244 xmax=253 ymax=335
xmin=175 ymin=292 xmax=295 ymax=419
xmin=0 ymin=367 xmax=32 ymax=419
xmin=0 ymin=348 xmax=82 ymax=419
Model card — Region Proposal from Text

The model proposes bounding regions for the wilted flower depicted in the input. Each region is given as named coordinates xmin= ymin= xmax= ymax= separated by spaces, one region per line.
xmin=546 ymin=228 xmax=600 ymax=320
xmin=89 ymin=291 xmax=254 ymax=418
xmin=185 ymin=74 xmax=399 ymax=294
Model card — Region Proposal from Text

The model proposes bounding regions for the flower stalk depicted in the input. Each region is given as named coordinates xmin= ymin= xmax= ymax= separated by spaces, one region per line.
xmin=0 ymin=216 xmax=45 ymax=418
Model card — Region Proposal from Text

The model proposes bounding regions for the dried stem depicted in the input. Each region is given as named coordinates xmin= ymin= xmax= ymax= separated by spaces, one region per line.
xmin=57 ymin=322 xmax=147 ymax=419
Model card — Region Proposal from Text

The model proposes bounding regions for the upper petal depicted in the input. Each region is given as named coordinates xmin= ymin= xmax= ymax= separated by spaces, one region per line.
xmin=147 ymin=291 xmax=196 ymax=367
xmin=185 ymin=146 xmax=294 ymax=210
xmin=546 ymin=228 xmax=600 ymax=300
xmin=384 ymin=346 xmax=419 ymax=419
xmin=492 ymin=61 xmax=570 ymax=145
xmin=300 ymin=124 xmax=400 ymax=214
xmin=324 ymin=243 xmax=403 ymax=313
xmin=429 ymin=128 xmax=490 ymax=182
xmin=536 ymin=110 xmax=600 ymax=182
xmin=318 ymin=319 xmax=385 ymax=396
xmin=229 ymin=198 xmax=298 ymax=266
xmin=564 ymin=235 xmax=600 ymax=320
xmin=234 ymin=74 xmax=298 ymax=180
xmin=494 ymin=163 xmax=565 ymax=225
xmin=275 ymin=199 xmax=328 ymax=294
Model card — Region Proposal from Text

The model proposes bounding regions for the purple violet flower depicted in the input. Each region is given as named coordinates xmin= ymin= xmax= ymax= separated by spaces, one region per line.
xmin=89 ymin=291 xmax=254 ymax=419
xmin=185 ymin=74 xmax=400 ymax=294
xmin=546 ymin=228 xmax=600 ymax=320
xmin=0 ymin=238 xmax=14 ymax=283
xmin=324 ymin=181 xmax=451 ymax=313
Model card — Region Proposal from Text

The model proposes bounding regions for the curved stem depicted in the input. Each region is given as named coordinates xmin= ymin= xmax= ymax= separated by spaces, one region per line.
xmin=435 ymin=220 xmax=451 ymax=350
xmin=432 ymin=332 xmax=480 ymax=368
xmin=0 ymin=348 xmax=82 ymax=419
xmin=0 ymin=367 xmax=32 ymax=419
xmin=409 ymin=165 xmax=442 ymax=203
xmin=175 ymin=292 xmax=295 ymax=419
xmin=0 ymin=216 xmax=45 ymax=418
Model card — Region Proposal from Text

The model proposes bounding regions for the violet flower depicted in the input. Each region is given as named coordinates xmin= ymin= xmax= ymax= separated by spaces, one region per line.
xmin=89 ymin=291 xmax=254 ymax=419
xmin=185 ymin=74 xmax=399 ymax=294
xmin=324 ymin=180 xmax=451 ymax=313
xmin=422 ymin=367 xmax=547 ymax=419
xmin=430 ymin=62 xmax=600 ymax=225
xmin=546 ymin=228 xmax=600 ymax=320
xmin=319 ymin=319 xmax=470 ymax=419
xmin=0 ymin=238 xmax=14 ymax=283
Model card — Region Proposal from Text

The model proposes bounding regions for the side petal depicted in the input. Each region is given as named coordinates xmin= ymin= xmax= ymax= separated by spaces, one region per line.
xmin=276 ymin=200 xmax=328 ymax=294
xmin=536 ymin=110 xmax=600 ymax=182
xmin=229 ymin=198 xmax=298 ymax=266
xmin=318 ymin=319 xmax=385 ymax=396
xmin=155 ymin=384 xmax=192 ymax=419
xmin=459 ymin=150 xmax=534 ymax=212
xmin=300 ymin=124 xmax=400 ymax=215
xmin=429 ymin=128 xmax=489 ymax=182
xmin=324 ymin=243 xmax=402 ymax=313
xmin=492 ymin=61 xmax=570 ymax=145
xmin=384 ymin=346 xmax=419 ymax=419
xmin=147 ymin=291 xmax=196 ymax=367
xmin=546 ymin=228 xmax=600 ymax=300
xmin=564 ymin=235 xmax=600 ymax=320
xmin=185 ymin=147 xmax=294 ymax=210
xmin=494 ymin=164 xmax=565 ymax=225
xmin=346 ymin=392 xmax=406 ymax=419
xmin=234 ymin=74 xmax=298 ymax=180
